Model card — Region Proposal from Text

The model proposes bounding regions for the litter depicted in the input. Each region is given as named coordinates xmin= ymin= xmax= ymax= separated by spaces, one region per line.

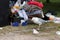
xmin=11 ymin=22 xmax=19 ymax=26
xmin=0 ymin=28 xmax=3 ymax=30
xmin=20 ymin=20 xmax=27 ymax=26
xmin=33 ymin=29 xmax=39 ymax=34
xmin=53 ymin=17 xmax=60 ymax=23
xmin=56 ymin=31 xmax=60 ymax=35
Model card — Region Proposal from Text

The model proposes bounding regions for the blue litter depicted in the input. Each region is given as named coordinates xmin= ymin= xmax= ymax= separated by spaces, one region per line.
xmin=22 ymin=21 xmax=27 ymax=26
xmin=12 ymin=22 xmax=19 ymax=27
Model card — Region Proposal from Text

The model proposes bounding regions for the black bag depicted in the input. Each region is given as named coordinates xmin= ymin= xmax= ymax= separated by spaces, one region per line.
xmin=0 ymin=0 xmax=10 ymax=27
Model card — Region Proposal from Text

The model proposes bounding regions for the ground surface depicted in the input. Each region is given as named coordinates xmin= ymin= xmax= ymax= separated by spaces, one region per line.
xmin=0 ymin=31 xmax=60 ymax=40
xmin=0 ymin=22 xmax=60 ymax=40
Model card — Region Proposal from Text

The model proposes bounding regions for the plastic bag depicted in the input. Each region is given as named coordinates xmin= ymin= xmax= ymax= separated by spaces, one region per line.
xmin=53 ymin=17 xmax=60 ymax=23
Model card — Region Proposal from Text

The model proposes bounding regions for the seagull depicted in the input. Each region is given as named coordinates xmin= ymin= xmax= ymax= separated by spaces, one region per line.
xmin=31 ymin=17 xmax=46 ymax=30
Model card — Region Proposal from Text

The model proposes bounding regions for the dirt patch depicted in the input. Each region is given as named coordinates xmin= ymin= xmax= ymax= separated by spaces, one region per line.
xmin=0 ymin=31 xmax=60 ymax=40
xmin=0 ymin=23 xmax=60 ymax=40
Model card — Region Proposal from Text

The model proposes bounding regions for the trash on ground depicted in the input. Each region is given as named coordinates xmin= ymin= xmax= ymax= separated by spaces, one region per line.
xmin=53 ymin=17 xmax=60 ymax=23
xmin=33 ymin=29 xmax=39 ymax=34
xmin=0 ymin=28 xmax=3 ymax=30
xmin=56 ymin=31 xmax=60 ymax=35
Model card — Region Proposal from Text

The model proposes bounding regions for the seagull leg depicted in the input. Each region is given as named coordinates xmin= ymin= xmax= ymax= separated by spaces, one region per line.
xmin=37 ymin=24 xmax=41 ymax=31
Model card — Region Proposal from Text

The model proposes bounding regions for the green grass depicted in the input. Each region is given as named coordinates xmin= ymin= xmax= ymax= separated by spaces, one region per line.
xmin=38 ymin=0 xmax=60 ymax=2
xmin=38 ymin=0 xmax=60 ymax=17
